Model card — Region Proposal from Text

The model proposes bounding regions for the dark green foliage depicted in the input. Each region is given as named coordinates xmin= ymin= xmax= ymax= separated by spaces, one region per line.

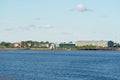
xmin=114 ymin=43 xmax=120 ymax=47
xmin=25 ymin=40 xmax=50 ymax=44
xmin=0 ymin=42 xmax=13 ymax=48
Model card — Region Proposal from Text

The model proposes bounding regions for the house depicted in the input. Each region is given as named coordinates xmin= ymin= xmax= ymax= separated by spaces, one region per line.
xmin=20 ymin=41 xmax=27 ymax=48
xmin=13 ymin=43 xmax=20 ymax=47
xmin=33 ymin=43 xmax=50 ymax=48
xmin=27 ymin=43 xmax=32 ymax=47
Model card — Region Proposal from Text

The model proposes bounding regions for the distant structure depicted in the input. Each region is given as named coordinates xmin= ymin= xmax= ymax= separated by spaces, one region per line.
xmin=75 ymin=40 xmax=114 ymax=47
xmin=108 ymin=41 xmax=114 ymax=47
xmin=13 ymin=43 xmax=20 ymax=48
xmin=59 ymin=43 xmax=75 ymax=47
xmin=33 ymin=43 xmax=49 ymax=48
xmin=20 ymin=41 xmax=27 ymax=48
xmin=49 ymin=43 xmax=56 ymax=50
xmin=27 ymin=43 xmax=32 ymax=48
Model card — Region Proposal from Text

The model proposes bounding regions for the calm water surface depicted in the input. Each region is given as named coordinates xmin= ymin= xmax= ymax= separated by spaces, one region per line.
xmin=0 ymin=50 xmax=120 ymax=80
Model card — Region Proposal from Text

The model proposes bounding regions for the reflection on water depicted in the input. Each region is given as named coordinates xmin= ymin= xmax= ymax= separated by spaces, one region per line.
xmin=0 ymin=50 xmax=120 ymax=80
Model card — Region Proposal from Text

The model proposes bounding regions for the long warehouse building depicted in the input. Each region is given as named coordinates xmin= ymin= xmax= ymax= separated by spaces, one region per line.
xmin=75 ymin=40 xmax=114 ymax=47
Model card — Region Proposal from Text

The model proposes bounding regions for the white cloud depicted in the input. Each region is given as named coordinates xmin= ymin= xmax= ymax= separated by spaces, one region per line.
xmin=40 ymin=24 xmax=52 ymax=28
xmin=3 ymin=23 xmax=53 ymax=31
xmin=76 ymin=4 xmax=88 ymax=11
xmin=70 ymin=4 xmax=92 ymax=12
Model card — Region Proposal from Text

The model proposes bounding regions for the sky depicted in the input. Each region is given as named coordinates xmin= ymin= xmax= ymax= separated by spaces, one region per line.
xmin=0 ymin=0 xmax=120 ymax=43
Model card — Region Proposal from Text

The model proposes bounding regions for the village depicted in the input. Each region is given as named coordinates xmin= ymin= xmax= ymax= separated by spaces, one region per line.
xmin=0 ymin=40 xmax=119 ymax=50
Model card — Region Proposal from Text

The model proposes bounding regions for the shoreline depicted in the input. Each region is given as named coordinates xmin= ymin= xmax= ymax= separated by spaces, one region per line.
xmin=0 ymin=48 xmax=120 ymax=51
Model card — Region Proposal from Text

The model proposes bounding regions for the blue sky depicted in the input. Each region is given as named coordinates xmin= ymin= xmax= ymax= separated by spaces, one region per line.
xmin=0 ymin=0 xmax=120 ymax=43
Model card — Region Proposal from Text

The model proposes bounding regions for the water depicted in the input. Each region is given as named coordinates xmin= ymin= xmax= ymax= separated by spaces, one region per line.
xmin=0 ymin=50 xmax=120 ymax=80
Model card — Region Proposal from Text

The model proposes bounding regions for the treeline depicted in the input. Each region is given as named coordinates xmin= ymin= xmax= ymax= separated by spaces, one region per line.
xmin=0 ymin=42 xmax=13 ymax=48
xmin=0 ymin=41 xmax=51 ymax=48
xmin=0 ymin=41 xmax=120 ymax=49
xmin=25 ymin=40 xmax=50 ymax=44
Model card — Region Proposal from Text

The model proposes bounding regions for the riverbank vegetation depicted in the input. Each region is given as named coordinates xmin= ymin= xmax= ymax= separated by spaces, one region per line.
xmin=0 ymin=41 xmax=120 ymax=50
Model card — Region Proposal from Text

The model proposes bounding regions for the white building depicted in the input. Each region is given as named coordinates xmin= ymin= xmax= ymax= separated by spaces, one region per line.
xmin=33 ymin=43 xmax=49 ymax=48
xmin=13 ymin=43 xmax=20 ymax=47
xmin=75 ymin=40 xmax=113 ymax=47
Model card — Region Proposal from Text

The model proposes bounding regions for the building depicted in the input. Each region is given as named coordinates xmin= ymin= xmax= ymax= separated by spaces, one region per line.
xmin=75 ymin=40 xmax=114 ymax=47
xmin=13 ymin=43 xmax=20 ymax=47
xmin=33 ymin=43 xmax=49 ymax=48
xmin=49 ymin=43 xmax=56 ymax=49
xmin=20 ymin=41 xmax=27 ymax=48
xmin=108 ymin=41 xmax=114 ymax=47
xmin=39 ymin=43 xmax=49 ymax=48
xmin=59 ymin=43 xmax=75 ymax=47
xmin=27 ymin=43 xmax=32 ymax=47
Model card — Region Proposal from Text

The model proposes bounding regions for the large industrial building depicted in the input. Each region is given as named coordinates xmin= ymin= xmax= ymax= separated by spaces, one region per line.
xmin=59 ymin=43 xmax=75 ymax=47
xmin=75 ymin=40 xmax=114 ymax=47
